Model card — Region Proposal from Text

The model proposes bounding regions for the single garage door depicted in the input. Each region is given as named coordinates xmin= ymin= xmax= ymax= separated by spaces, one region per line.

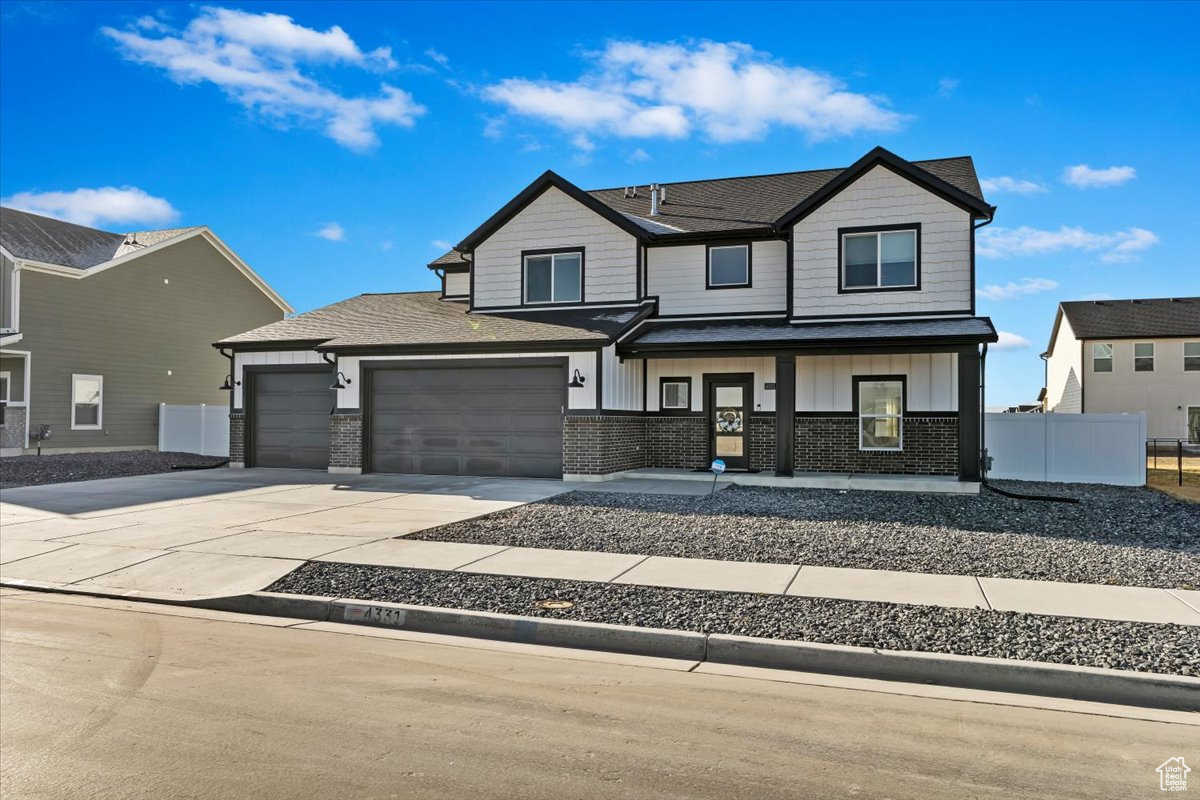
xmin=369 ymin=364 xmax=563 ymax=478
xmin=251 ymin=370 xmax=331 ymax=469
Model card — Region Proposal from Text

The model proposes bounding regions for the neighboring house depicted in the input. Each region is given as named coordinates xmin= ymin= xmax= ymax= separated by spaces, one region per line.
xmin=0 ymin=208 xmax=291 ymax=455
xmin=216 ymin=146 xmax=998 ymax=482
xmin=1043 ymin=297 xmax=1200 ymax=441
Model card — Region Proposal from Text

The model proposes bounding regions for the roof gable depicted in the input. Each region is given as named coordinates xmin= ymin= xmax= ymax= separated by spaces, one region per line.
xmin=773 ymin=146 xmax=994 ymax=229
xmin=1 ymin=207 xmax=128 ymax=268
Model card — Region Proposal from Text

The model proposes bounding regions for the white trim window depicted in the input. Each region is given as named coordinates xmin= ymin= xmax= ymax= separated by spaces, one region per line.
xmin=661 ymin=379 xmax=689 ymax=410
xmin=707 ymin=245 xmax=750 ymax=288
xmin=858 ymin=378 xmax=903 ymax=451
xmin=71 ymin=373 xmax=103 ymax=430
xmin=1184 ymin=342 xmax=1200 ymax=372
xmin=523 ymin=251 xmax=582 ymax=304
xmin=1133 ymin=342 xmax=1154 ymax=372
xmin=842 ymin=229 xmax=918 ymax=290
xmin=1092 ymin=343 xmax=1113 ymax=373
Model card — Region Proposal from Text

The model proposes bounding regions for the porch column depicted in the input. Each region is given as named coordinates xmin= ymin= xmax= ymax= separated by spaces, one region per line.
xmin=775 ymin=354 xmax=795 ymax=476
xmin=957 ymin=346 xmax=981 ymax=481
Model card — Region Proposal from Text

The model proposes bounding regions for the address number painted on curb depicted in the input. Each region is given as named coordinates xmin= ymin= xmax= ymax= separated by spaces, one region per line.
xmin=344 ymin=604 xmax=407 ymax=627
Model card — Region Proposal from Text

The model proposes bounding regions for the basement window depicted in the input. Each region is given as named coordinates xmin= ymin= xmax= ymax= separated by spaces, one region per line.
xmin=1134 ymin=342 xmax=1155 ymax=372
xmin=71 ymin=374 xmax=103 ymax=430
xmin=524 ymin=250 xmax=582 ymax=304
xmin=1092 ymin=343 xmax=1113 ymax=373
xmin=857 ymin=377 xmax=904 ymax=451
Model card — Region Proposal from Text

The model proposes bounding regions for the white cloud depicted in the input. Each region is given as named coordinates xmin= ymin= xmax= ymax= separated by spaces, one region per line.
xmin=484 ymin=40 xmax=905 ymax=144
xmin=626 ymin=147 xmax=651 ymax=163
xmin=976 ymin=277 xmax=1059 ymax=301
xmin=2 ymin=186 xmax=179 ymax=227
xmin=102 ymin=7 xmax=423 ymax=151
xmin=978 ymin=225 xmax=1159 ymax=263
xmin=937 ymin=77 xmax=959 ymax=97
xmin=425 ymin=48 xmax=448 ymax=67
xmin=1062 ymin=164 xmax=1136 ymax=189
xmin=315 ymin=222 xmax=344 ymax=241
xmin=980 ymin=176 xmax=1047 ymax=195
xmin=571 ymin=133 xmax=596 ymax=152
xmin=993 ymin=331 xmax=1031 ymax=350
xmin=430 ymin=239 xmax=452 ymax=250
xmin=380 ymin=240 xmax=393 ymax=251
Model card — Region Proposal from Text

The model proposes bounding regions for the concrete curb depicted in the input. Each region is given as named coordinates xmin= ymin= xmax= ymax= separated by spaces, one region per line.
xmin=7 ymin=581 xmax=1198 ymax=712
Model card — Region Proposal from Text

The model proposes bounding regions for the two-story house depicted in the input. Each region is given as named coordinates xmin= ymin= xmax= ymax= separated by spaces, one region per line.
xmin=215 ymin=147 xmax=998 ymax=483
xmin=1043 ymin=297 xmax=1200 ymax=440
xmin=0 ymin=208 xmax=291 ymax=455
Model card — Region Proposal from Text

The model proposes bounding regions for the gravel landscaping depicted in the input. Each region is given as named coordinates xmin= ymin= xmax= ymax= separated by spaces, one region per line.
xmin=0 ymin=450 xmax=227 ymax=488
xmin=410 ymin=482 xmax=1200 ymax=589
xmin=268 ymin=562 xmax=1200 ymax=677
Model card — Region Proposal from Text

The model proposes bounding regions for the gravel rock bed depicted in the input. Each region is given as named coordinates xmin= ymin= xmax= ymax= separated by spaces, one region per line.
xmin=410 ymin=482 xmax=1200 ymax=589
xmin=268 ymin=562 xmax=1200 ymax=676
xmin=0 ymin=450 xmax=227 ymax=488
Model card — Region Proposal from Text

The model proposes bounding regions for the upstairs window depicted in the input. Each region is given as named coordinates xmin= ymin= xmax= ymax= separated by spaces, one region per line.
xmin=707 ymin=244 xmax=750 ymax=288
xmin=1092 ymin=343 xmax=1113 ymax=373
xmin=71 ymin=374 xmax=103 ymax=430
xmin=857 ymin=377 xmax=904 ymax=451
xmin=524 ymin=250 xmax=582 ymax=304
xmin=841 ymin=227 xmax=919 ymax=291
xmin=660 ymin=378 xmax=690 ymax=410
xmin=1134 ymin=342 xmax=1155 ymax=372
xmin=1185 ymin=342 xmax=1200 ymax=372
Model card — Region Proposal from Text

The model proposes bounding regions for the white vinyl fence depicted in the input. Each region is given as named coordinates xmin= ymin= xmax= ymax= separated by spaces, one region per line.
xmin=158 ymin=404 xmax=230 ymax=457
xmin=984 ymin=412 xmax=1146 ymax=486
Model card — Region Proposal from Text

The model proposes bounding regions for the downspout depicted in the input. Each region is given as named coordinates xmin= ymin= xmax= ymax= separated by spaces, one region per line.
xmin=321 ymin=352 xmax=338 ymax=416
xmin=218 ymin=347 xmax=235 ymax=413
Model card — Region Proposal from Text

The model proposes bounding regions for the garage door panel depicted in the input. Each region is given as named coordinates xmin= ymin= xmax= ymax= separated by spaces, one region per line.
xmin=370 ymin=365 xmax=564 ymax=478
xmin=252 ymin=371 xmax=331 ymax=470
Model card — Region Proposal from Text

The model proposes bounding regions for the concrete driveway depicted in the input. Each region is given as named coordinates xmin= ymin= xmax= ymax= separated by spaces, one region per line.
xmin=0 ymin=468 xmax=579 ymax=600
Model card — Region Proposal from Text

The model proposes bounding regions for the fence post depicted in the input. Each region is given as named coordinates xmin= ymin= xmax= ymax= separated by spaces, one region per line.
xmin=158 ymin=403 xmax=165 ymax=452
xmin=1180 ymin=439 xmax=1184 ymax=487
xmin=199 ymin=404 xmax=207 ymax=456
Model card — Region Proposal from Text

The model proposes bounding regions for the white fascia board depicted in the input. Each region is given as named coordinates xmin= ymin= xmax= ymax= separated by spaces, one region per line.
xmin=14 ymin=228 xmax=294 ymax=314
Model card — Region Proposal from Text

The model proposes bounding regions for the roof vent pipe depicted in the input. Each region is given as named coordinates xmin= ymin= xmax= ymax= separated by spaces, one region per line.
xmin=650 ymin=183 xmax=660 ymax=216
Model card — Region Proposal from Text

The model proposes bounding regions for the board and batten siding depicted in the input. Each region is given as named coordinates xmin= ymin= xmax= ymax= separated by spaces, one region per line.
xmin=600 ymin=345 xmax=643 ymax=410
xmin=443 ymin=271 xmax=469 ymax=297
xmin=472 ymin=187 xmax=638 ymax=308
xmin=645 ymin=357 xmax=776 ymax=412
xmin=795 ymin=353 xmax=958 ymax=412
xmin=232 ymin=349 xmax=325 ymax=409
xmin=20 ymin=235 xmax=284 ymax=450
xmin=646 ymin=240 xmax=786 ymax=316
xmin=791 ymin=165 xmax=972 ymax=318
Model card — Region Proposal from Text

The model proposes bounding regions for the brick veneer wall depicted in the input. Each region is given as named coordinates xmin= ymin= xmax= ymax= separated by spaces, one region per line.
xmin=747 ymin=414 xmax=775 ymax=471
xmin=645 ymin=415 xmax=708 ymax=470
xmin=330 ymin=413 xmax=363 ymax=470
xmin=793 ymin=414 xmax=958 ymax=476
xmin=563 ymin=415 xmax=646 ymax=475
xmin=229 ymin=412 xmax=245 ymax=463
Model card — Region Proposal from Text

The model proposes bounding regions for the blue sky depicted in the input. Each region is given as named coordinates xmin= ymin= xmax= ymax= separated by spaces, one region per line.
xmin=2 ymin=0 xmax=1196 ymax=406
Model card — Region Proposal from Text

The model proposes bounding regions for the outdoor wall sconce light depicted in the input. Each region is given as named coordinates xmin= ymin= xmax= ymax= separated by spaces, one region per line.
xmin=330 ymin=372 xmax=353 ymax=390
xmin=567 ymin=369 xmax=586 ymax=388
xmin=219 ymin=375 xmax=240 ymax=391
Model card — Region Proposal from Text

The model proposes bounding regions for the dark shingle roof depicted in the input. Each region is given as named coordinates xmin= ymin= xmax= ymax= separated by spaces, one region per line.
xmin=428 ymin=250 xmax=470 ymax=270
xmin=622 ymin=316 xmax=997 ymax=351
xmin=1060 ymin=297 xmax=1200 ymax=339
xmin=586 ymin=157 xmax=985 ymax=235
xmin=1 ymin=207 xmax=128 ymax=268
xmin=0 ymin=206 xmax=201 ymax=269
xmin=217 ymin=291 xmax=641 ymax=349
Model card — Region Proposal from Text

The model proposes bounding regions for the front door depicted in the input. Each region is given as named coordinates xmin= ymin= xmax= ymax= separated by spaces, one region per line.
xmin=707 ymin=376 xmax=752 ymax=470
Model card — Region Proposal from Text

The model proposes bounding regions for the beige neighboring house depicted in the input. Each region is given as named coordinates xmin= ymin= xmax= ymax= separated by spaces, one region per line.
xmin=1042 ymin=297 xmax=1200 ymax=441
xmin=0 ymin=207 xmax=291 ymax=455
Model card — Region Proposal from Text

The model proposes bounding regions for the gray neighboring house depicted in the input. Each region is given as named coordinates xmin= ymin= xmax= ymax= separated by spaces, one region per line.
xmin=1043 ymin=297 xmax=1200 ymax=440
xmin=0 ymin=207 xmax=291 ymax=455
xmin=218 ymin=146 xmax=999 ymax=482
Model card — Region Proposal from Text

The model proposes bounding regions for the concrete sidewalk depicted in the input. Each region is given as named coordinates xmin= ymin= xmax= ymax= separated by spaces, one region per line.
xmin=312 ymin=539 xmax=1200 ymax=626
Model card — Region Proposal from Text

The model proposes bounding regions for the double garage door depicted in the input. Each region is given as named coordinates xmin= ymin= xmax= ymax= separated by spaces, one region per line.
xmin=249 ymin=364 xmax=564 ymax=478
